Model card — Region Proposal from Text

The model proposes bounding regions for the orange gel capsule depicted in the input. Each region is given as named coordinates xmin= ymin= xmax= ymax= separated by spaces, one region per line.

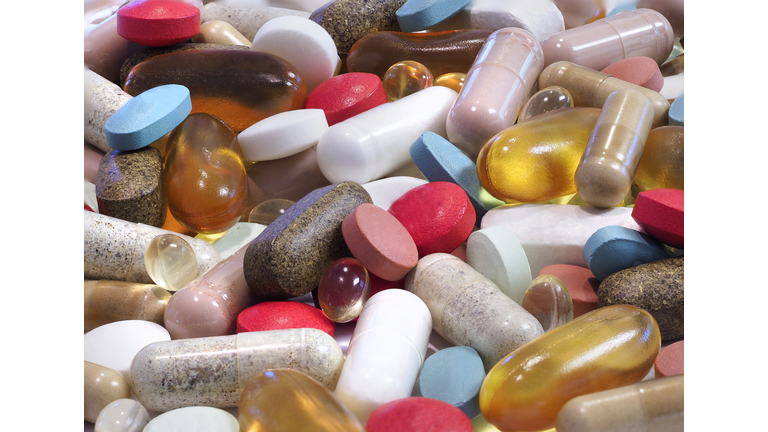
xmin=479 ymin=304 xmax=661 ymax=432
xmin=634 ymin=125 xmax=684 ymax=191
xmin=124 ymin=50 xmax=306 ymax=132
xmin=164 ymin=113 xmax=248 ymax=234
xmin=476 ymin=107 xmax=601 ymax=203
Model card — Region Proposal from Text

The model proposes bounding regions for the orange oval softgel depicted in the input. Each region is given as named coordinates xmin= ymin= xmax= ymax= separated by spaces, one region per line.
xmin=479 ymin=304 xmax=661 ymax=432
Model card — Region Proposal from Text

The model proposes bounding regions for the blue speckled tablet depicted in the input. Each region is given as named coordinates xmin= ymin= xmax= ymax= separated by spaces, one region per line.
xmin=669 ymin=94 xmax=684 ymax=126
xmin=418 ymin=346 xmax=486 ymax=419
xmin=583 ymin=225 xmax=670 ymax=281
xmin=396 ymin=0 xmax=472 ymax=32
xmin=105 ymin=84 xmax=192 ymax=151
xmin=410 ymin=131 xmax=504 ymax=227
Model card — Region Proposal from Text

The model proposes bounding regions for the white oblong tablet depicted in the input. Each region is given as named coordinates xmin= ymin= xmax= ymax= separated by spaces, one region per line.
xmin=361 ymin=176 xmax=428 ymax=211
xmin=466 ymin=225 xmax=531 ymax=305
xmin=251 ymin=15 xmax=338 ymax=91
xmin=237 ymin=109 xmax=328 ymax=162
xmin=84 ymin=320 xmax=171 ymax=377
xmin=144 ymin=406 xmax=238 ymax=432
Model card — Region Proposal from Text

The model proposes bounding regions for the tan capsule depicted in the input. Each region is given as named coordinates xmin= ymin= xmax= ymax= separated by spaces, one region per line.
xmin=85 ymin=361 xmax=131 ymax=423
xmin=192 ymin=20 xmax=252 ymax=47
xmin=575 ymin=88 xmax=655 ymax=208
xmin=84 ymin=280 xmax=171 ymax=333
xmin=556 ymin=375 xmax=684 ymax=432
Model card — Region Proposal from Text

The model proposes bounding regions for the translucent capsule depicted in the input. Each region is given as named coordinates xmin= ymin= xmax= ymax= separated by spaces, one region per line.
xmin=382 ymin=60 xmax=433 ymax=102
xmin=239 ymin=369 xmax=366 ymax=432
xmin=164 ymin=113 xmax=248 ymax=234
xmin=434 ymin=72 xmax=466 ymax=93
xmin=143 ymin=233 xmax=197 ymax=291
xmin=634 ymin=126 xmax=684 ymax=191
xmin=84 ymin=280 xmax=171 ymax=333
xmin=476 ymin=107 xmax=601 ymax=203
xmin=248 ymin=198 xmax=295 ymax=225
xmin=517 ymin=85 xmax=574 ymax=123
xmin=521 ymin=275 xmax=573 ymax=332
xmin=479 ymin=305 xmax=661 ymax=432
xmin=317 ymin=258 xmax=371 ymax=323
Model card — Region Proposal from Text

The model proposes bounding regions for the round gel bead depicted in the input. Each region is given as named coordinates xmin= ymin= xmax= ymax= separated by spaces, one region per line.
xmin=317 ymin=258 xmax=371 ymax=323
xmin=94 ymin=398 xmax=150 ymax=432
xmin=116 ymin=0 xmax=201 ymax=47
xmin=144 ymin=233 xmax=198 ymax=292
xmin=248 ymin=199 xmax=295 ymax=225
xmin=434 ymin=72 xmax=466 ymax=93
xmin=517 ymin=86 xmax=574 ymax=123
xmin=521 ymin=275 xmax=574 ymax=332
xmin=382 ymin=60 xmax=434 ymax=102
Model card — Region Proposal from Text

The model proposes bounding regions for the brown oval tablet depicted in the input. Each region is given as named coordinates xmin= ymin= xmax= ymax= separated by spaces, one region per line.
xmin=655 ymin=339 xmax=684 ymax=377
xmin=538 ymin=264 xmax=599 ymax=318
xmin=342 ymin=203 xmax=418 ymax=281
xmin=601 ymin=56 xmax=664 ymax=92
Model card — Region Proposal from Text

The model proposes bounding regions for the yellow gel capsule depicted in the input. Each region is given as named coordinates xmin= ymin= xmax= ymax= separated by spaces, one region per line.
xmin=634 ymin=125 xmax=684 ymax=191
xmin=239 ymin=369 xmax=366 ymax=432
xmin=476 ymin=107 xmax=601 ymax=203
xmin=434 ymin=72 xmax=466 ymax=93
xmin=479 ymin=304 xmax=661 ymax=432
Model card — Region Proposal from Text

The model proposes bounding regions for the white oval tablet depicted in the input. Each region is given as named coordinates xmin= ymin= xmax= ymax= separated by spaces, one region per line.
xmin=466 ymin=225 xmax=531 ymax=305
xmin=144 ymin=406 xmax=239 ymax=432
xmin=361 ymin=176 xmax=428 ymax=211
xmin=84 ymin=320 xmax=171 ymax=376
xmin=238 ymin=109 xmax=328 ymax=162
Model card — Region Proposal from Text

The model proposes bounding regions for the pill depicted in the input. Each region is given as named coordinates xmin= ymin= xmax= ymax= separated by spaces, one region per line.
xmin=435 ymin=72 xmax=466 ymax=92
xmin=249 ymin=200 xmax=294 ymax=225
xmin=552 ymin=0 xmax=603 ymax=29
xmin=238 ymin=109 xmax=328 ymax=162
xmin=632 ymin=188 xmax=684 ymax=248
xmin=143 ymin=233 xmax=197 ymax=290
xmin=96 ymin=146 xmax=166 ymax=227
xmin=637 ymin=0 xmax=684 ymax=38
xmin=388 ymin=182 xmax=475 ymax=257
xmin=635 ymin=125 xmax=684 ymax=191
xmin=124 ymin=50 xmax=306 ymax=132
xmin=346 ymin=30 xmax=492 ymax=79
xmin=583 ymin=225 xmax=670 ymax=281
xmin=84 ymin=361 xmax=132 ymax=423
xmin=669 ymin=94 xmax=684 ymax=126
xmin=239 ymin=369 xmax=366 ymax=431
xmin=202 ymin=222 xmax=269 ymax=259
xmin=598 ymin=256 xmax=684 ymax=341
xmin=655 ymin=340 xmax=684 ymax=377
xmin=367 ymin=397 xmax=474 ymax=432
xmin=84 ymin=67 xmax=133 ymax=153
xmin=538 ymin=61 xmax=670 ymax=128
xmin=405 ymin=253 xmax=544 ymax=370
xmin=192 ymin=20 xmax=252 ymax=46
xmin=361 ymin=176 xmax=428 ymax=211
xmin=521 ymin=274 xmax=573 ymax=332
xmin=84 ymin=280 xmax=171 ymax=333
xmin=537 ymin=264 xmax=599 ymax=318
xmin=143 ymin=407 xmax=239 ymax=432
xmin=117 ymin=0 xmax=201 ymax=47
xmin=200 ymin=2 xmax=311 ymax=42
xmin=94 ymin=398 xmax=149 ymax=432
xmin=396 ymin=0 xmax=472 ymax=33
xmin=236 ymin=300 xmax=335 ymax=336
xmin=479 ymin=305 xmax=661 ymax=432
xmin=334 ymin=289 xmax=432 ymax=423
xmin=317 ymin=258 xmax=371 ymax=323
xmin=305 ymin=72 xmax=388 ymax=126
xmin=85 ymin=320 xmax=171 ymax=376
xmin=243 ymin=181 xmax=372 ymax=301
xmin=556 ymin=375 xmax=684 ymax=432
xmin=517 ymin=85 xmax=574 ymax=122
xmin=317 ymin=86 xmax=457 ymax=184
xmin=660 ymin=71 xmax=684 ymax=101
xmin=465 ymin=225 xmax=531 ymax=305
xmin=382 ymin=60 xmax=434 ymax=102
xmin=418 ymin=346 xmax=486 ymax=419
xmin=251 ymin=16 xmax=338 ymax=92
xmin=85 ymin=14 xmax=145 ymax=84
xmin=602 ymin=56 xmax=664 ymax=92
xmin=129 ymin=328 xmax=344 ymax=412
xmin=446 ymin=27 xmax=544 ymax=160
xmin=574 ymin=88 xmax=655 ymax=208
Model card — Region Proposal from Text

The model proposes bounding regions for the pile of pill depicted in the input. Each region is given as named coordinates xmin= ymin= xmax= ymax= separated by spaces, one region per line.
xmin=81 ymin=0 xmax=688 ymax=430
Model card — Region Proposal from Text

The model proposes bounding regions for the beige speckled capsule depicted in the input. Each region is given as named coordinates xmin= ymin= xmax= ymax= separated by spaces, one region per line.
xmin=84 ymin=67 xmax=132 ymax=153
xmin=129 ymin=328 xmax=344 ymax=412
xmin=404 ymin=253 xmax=544 ymax=370
xmin=85 ymin=360 xmax=131 ymax=423
xmin=84 ymin=211 xmax=221 ymax=284
xmin=84 ymin=280 xmax=171 ymax=333
xmin=192 ymin=20 xmax=252 ymax=46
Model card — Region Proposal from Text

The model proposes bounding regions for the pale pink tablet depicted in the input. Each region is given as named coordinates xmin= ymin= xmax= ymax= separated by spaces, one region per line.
xmin=601 ymin=56 xmax=664 ymax=92
xmin=655 ymin=340 xmax=684 ymax=377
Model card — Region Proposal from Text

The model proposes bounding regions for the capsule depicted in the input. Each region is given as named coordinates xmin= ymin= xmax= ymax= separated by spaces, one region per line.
xmin=84 ymin=67 xmax=132 ymax=153
xmin=575 ymin=88 xmax=655 ymax=208
xmin=85 ymin=361 xmax=131 ymax=423
xmin=129 ymin=328 xmax=344 ymax=412
xmin=538 ymin=61 xmax=670 ymax=127
xmin=541 ymin=9 xmax=674 ymax=71
xmin=479 ymin=304 xmax=661 ymax=432
xmin=634 ymin=125 xmax=684 ymax=191
xmin=446 ymin=27 xmax=544 ymax=160
xmin=404 ymin=253 xmax=544 ymax=371
xmin=334 ymin=289 xmax=432 ymax=424
xmin=84 ymin=280 xmax=171 ymax=333
xmin=556 ymin=375 xmax=684 ymax=432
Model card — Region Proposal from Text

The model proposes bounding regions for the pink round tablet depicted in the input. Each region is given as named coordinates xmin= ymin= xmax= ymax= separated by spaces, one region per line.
xmin=236 ymin=301 xmax=335 ymax=337
xmin=538 ymin=264 xmax=600 ymax=318
xmin=367 ymin=397 xmax=473 ymax=432
xmin=342 ymin=203 xmax=418 ymax=281
xmin=654 ymin=340 xmax=684 ymax=377
xmin=388 ymin=182 xmax=476 ymax=258
xmin=631 ymin=188 xmax=684 ymax=248
xmin=305 ymin=73 xmax=388 ymax=126
xmin=601 ymin=56 xmax=664 ymax=92
xmin=117 ymin=0 xmax=200 ymax=47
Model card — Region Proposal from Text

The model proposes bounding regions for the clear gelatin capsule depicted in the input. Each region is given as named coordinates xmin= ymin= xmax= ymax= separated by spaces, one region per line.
xmin=479 ymin=304 xmax=661 ymax=432
xmin=317 ymin=258 xmax=371 ymax=323
xmin=144 ymin=233 xmax=198 ymax=291
xmin=517 ymin=85 xmax=574 ymax=123
xmin=248 ymin=198 xmax=295 ymax=225
xmin=434 ymin=72 xmax=466 ymax=93
xmin=382 ymin=60 xmax=434 ymax=102
xmin=521 ymin=275 xmax=573 ymax=332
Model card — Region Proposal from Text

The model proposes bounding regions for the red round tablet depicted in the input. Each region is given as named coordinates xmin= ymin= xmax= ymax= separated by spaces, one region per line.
xmin=117 ymin=0 xmax=200 ymax=47
xmin=631 ymin=188 xmax=684 ymax=248
xmin=305 ymin=72 xmax=388 ymax=126
xmin=601 ymin=56 xmax=664 ymax=92
xmin=654 ymin=340 xmax=684 ymax=377
xmin=538 ymin=264 xmax=599 ymax=318
xmin=388 ymin=182 xmax=476 ymax=258
xmin=367 ymin=397 xmax=473 ymax=432
xmin=236 ymin=301 xmax=335 ymax=337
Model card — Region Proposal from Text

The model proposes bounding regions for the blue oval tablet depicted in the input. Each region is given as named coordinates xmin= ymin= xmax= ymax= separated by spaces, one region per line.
xmin=669 ymin=94 xmax=684 ymax=126
xmin=418 ymin=346 xmax=486 ymax=419
xmin=105 ymin=84 xmax=192 ymax=151
xmin=583 ymin=225 xmax=670 ymax=281
xmin=396 ymin=0 xmax=472 ymax=33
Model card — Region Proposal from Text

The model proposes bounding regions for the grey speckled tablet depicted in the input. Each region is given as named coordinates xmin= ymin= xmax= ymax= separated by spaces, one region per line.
xmin=96 ymin=147 xmax=166 ymax=227
xmin=243 ymin=181 xmax=372 ymax=301
xmin=598 ymin=256 xmax=683 ymax=341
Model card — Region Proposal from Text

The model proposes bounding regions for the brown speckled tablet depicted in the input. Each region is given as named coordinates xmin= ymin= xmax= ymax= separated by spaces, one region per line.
xmin=243 ymin=182 xmax=372 ymax=301
xmin=655 ymin=340 xmax=684 ymax=377
xmin=342 ymin=203 xmax=418 ymax=281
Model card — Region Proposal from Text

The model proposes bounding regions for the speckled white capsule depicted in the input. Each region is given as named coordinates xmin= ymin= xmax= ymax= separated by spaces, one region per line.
xmin=84 ymin=67 xmax=133 ymax=153
xmin=405 ymin=253 xmax=544 ymax=370
xmin=129 ymin=328 xmax=344 ymax=412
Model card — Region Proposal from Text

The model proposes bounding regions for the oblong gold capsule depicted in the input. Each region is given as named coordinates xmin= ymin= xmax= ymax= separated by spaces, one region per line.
xmin=479 ymin=304 xmax=661 ymax=432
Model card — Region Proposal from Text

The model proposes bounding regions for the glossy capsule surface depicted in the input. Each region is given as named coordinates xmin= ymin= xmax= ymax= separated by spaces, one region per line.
xmin=317 ymin=258 xmax=370 ymax=323
xmin=84 ymin=280 xmax=171 ymax=333
xmin=634 ymin=125 xmax=684 ymax=191
xmin=124 ymin=50 xmax=306 ymax=132
xmin=479 ymin=304 xmax=661 ymax=432
xmin=521 ymin=275 xmax=573 ymax=332
xmin=382 ymin=60 xmax=433 ymax=102
xmin=477 ymin=107 xmax=601 ymax=203
xmin=518 ymin=85 xmax=574 ymax=123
